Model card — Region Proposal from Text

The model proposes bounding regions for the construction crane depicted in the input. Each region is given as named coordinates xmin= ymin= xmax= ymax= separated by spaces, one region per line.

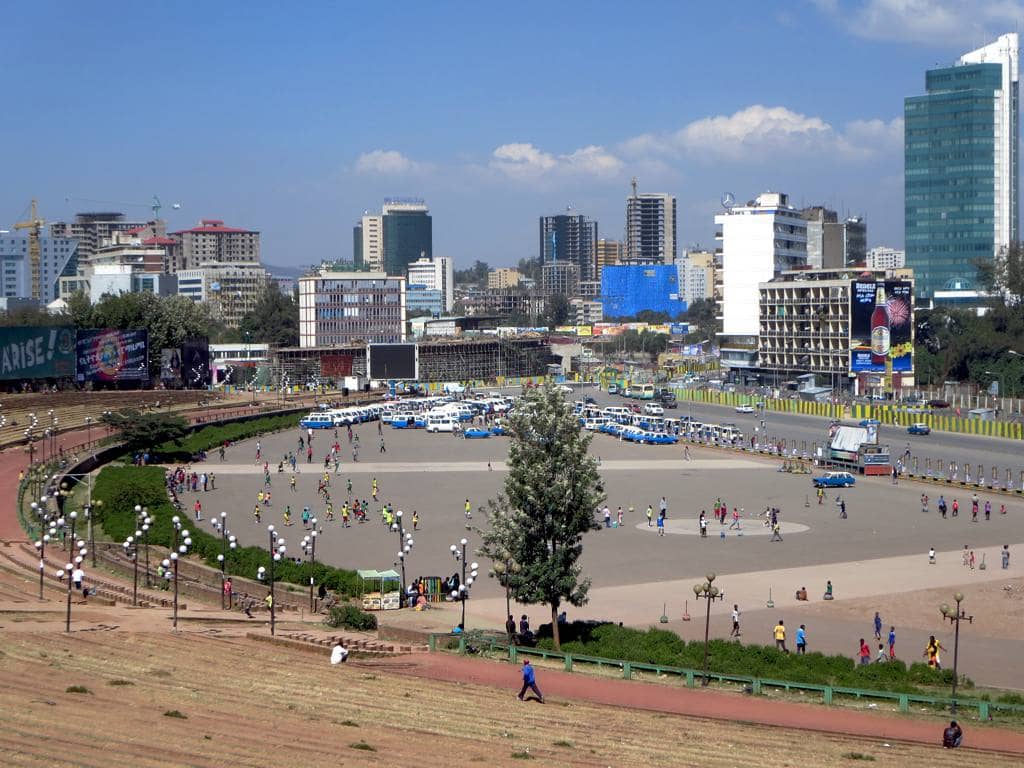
xmin=63 ymin=194 xmax=180 ymax=219
xmin=14 ymin=199 xmax=45 ymax=302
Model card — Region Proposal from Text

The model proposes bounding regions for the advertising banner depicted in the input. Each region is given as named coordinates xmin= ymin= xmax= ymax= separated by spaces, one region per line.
xmin=181 ymin=338 xmax=211 ymax=389
xmin=669 ymin=322 xmax=690 ymax=336
xmin=576 ymin=325 xmax=592 ymax=336
xmin=321 ymin=354 xmax=354 ymax=378
xmin=0 ymin=326 xmax=76 ymax=381
xmin=850 ymin=279 xmax=913 ymax=373
xmin=160 ymin=348 xmax=182 ymax=387
xmin=76 ymin=329 xmax=149 ymax=382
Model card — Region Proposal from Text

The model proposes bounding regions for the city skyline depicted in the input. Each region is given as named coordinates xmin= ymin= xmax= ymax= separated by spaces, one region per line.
xmin=2 ymin=1 xmax=1021 ymax=269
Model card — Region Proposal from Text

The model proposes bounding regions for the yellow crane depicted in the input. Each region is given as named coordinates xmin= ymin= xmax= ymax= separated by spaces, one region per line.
xmin=14 ymin=199 xmax=46 ymax=302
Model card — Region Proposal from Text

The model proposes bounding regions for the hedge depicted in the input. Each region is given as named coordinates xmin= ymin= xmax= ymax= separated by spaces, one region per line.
xmin=92 ymin=465 xmax=361 ymax=596
xmin=152 ymin=412 xmax=301 ymax=461
xmin=536 ymin=622 xmax=963 ymax=694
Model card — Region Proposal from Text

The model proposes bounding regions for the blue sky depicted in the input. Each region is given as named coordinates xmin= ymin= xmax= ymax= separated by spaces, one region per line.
xmin=1 ymin=1 xmax=1020 ymax=269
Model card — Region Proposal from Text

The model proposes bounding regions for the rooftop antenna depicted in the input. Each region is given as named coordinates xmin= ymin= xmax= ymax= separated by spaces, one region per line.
xmin=631 ymin=176 xmax=638 ymax=199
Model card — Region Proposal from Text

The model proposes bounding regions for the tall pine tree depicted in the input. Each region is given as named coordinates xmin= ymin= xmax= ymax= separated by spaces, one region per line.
xmin=479 ymin=382 xmax=603 ymax=649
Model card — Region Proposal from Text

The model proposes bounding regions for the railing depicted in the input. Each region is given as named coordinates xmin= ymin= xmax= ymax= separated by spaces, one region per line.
xmin=427 ymin=634 xmax=1024 ymax=720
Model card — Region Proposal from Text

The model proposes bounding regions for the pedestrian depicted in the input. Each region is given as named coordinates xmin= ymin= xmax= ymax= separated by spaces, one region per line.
xmin=72 ymin=566 xmax=84 ymax=599
xmin=773 ymin=620 xmax=788 ymax=653
xmin=770 ymin=520 xmax=783 ymax=541
xmin=379 ymin=437 xmax=386 ymax=454
xmin=952 ymin=498 xmax=959 ymax=517
xmin=859 ymin=638 xmax=871 ymax=665
xmin=824 ymin=580 xmax=834 ymax=600
xmin=938 ymin=495 xmax=947 ymax=518
xmin=888 ymin=626 xmax=896 ymax=659
xmin=465 ymin=498 xmax=473 ymax=520
xmin=838 ymin=498 xmax=847 ymax=519
xmin=517 ymin=659 xmax=544 ymax=703
xmin=873 ymin=611 xmax=882 ymax=641
xmin=616 ymin=506 xmax=624 ymax=527
xmin=925 ymin=635 xmax=944 ymax=669
xmin=730 ymin=604 xmax=741 ymax=637
xmin=646 ymin=505 xmax=653 ymax=527
xmin=603 ymin=506 xmax=611 ymax=528
xmin=795 ymin=624 xmax=807 ymax=654
xmin=224 ymin=578 xmax=233 ymax=607
xmin=928 ymin=547 xmax=936 ymax=564
xmin=876 ymin=643 xmax=887 ymax=663
xmin=984 ymin=500 xmax=991 ymax=521
xmin=969 ymin=550 xmax=975 ymax=570
xmin=194 ymin=499 xmax=203 ymax=521
xmin=1003 ymin=544 xmax=1011 ymax=569
xmin=920 ymin=493 xmax=928 ymax=513
xmin=1000 ymin=503 xmax=1007 ymax=515
xmin=700 ymin=515 xmax=708 ymax=538
xmin=209 ymin=472 xmax=216 ymax=490
xmin=656 ymin=512 xmax=665 ymax=537
xmin=330 ymin=640 xmax=349 ymax=665
xmin=659 ymin=496 xmax=668 ymax=519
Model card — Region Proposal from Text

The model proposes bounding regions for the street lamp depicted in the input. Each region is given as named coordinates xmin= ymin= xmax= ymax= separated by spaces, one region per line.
xmin=134 ymin=505 xmax=153 ymax=586
xmin=85 ymin=415 xmax=93 ymax=447
xmin=940 ymin=593 xmax=973 ymax=714
xmin=123 ymin=533 xmax=140 ymax=606
xmin=257 ymin=525 xmax=286 ymax=636
xmin=31 ymin=496 xmax=54 ymax=600
xmin=85 ymin=498 xmax=103 ymax=567
xmin=301 ymin=523 xmax=319 ymax=612
xmin=212 ymin=512 xmax=237 ymax=609
xmin=448 ymin=537 xmax=477 ymax=630
xmin=391 ymin=510 xmax=414 ymax=608
xmin=693 ymin=572 xmax=724 ymax=686
xmin=165 ymin=516 xmax=192 ymax=631
xmin=54 ymin=521 xmax=86 ymax=633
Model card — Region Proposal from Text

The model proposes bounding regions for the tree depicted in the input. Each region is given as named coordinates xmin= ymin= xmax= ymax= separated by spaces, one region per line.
xmin=101 ymin=409 xmax=189 ymax=455
xmin=975 ymin=241 xmax=1024 ymax=305
xmin=454 ymin=260 xmax=491 ymax=287
xmin=0 ymin=305 xmax=64 ymax=327
xmin=516 ymin=257 xmax=542 ymax=283
xmin=684 ymin=298 xmax=720 ymax=336
xmin=479 ymin=382 xmax=604 ymax=649
xmin=544 ymin=294 xmax=571 ymax=327
xmin=239 ymin=284 xmax=299 ymax=346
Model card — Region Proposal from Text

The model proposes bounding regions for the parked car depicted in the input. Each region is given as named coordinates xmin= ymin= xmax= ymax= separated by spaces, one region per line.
xmin=463 ymin=427 xmax=491 ymax=439
xmin=643 ymin=403 xmax=664 ymax=416
xmin=907 ymin=422 xmax=931 ymax=436
xmin=735 ymin=404 xmax=755 ymax=414
xmin=859 ymin=418 xmax=880 ymax=427
xmin=608 ymin=384 xmax=619 ymax=395
xmin=927 ymin=399 xmax=951 ymax=409
xmin=812 ymin=471 xmax=856 ymax=488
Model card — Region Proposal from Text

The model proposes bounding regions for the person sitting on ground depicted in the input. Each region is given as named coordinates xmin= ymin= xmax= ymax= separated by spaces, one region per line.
xmin=795 ymin=586 xmax=808 ymax=601
xmin=452 ymin=622 xmax=464 ymax=634
xmin=330 ymin=640 xmax=349 ymax=665
xmin=943 ymin=720 xmax=962 ymax=749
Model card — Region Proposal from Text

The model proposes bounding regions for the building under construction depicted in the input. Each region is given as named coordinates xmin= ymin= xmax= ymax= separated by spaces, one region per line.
xmin=272 ymin=336 xmax=553 ymax=386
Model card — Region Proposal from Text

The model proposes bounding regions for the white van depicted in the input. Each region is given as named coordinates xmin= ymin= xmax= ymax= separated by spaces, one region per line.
xmin=426 ymin=415 xmax=457 ymax=433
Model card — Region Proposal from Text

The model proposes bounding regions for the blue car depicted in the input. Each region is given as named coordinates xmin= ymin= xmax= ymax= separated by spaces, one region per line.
xmin=812 ymin=472 xmax=856 ymax=488
xmin=907 ymin=422 xmax=931 ymax=436
xmin=464 ymin=427 xmax=491 ymax=439
xmin=489 ymin=425 xmax=506 ymax=436
xmin=859 ymin=418 xmax=880 ymax=427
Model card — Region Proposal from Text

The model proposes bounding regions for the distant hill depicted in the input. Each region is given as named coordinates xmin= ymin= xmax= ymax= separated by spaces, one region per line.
xmin=263 ymin=263 xmax=308 ymax=279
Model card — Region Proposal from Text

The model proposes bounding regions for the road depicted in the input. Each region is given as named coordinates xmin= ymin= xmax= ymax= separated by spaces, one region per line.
xmin=572 ymin=384 xmax=1024 ymax=478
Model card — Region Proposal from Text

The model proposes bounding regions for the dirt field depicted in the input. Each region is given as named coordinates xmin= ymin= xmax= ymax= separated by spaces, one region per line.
xmin=0 ymin=628 xmax=1012 ymax=768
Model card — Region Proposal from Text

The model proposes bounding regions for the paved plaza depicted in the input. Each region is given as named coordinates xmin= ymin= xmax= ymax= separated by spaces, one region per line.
xmin=166 ymin=416 xmax=1024 ymax=687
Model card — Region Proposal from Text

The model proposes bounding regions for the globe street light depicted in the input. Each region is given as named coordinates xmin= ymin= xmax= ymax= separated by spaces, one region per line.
xmin=57 ymin=534 xmax=87 ymax=633
xmin=257 ymin=525 xmax=286 ymax=636
xmin=448 ymin=537 xmax=477 ymax=630
xmin=134 ymin=505 xmax=153 ymax=586
xmin=940 ymin=593 xmax=973 ymax=714
xmin=391 ymin=510 xmax=414 ymax=607
xmin=301 ymin=524 xmax=319 ymax=612
xmin=123 ymin=533 xmax=140 ymax=606
xmin=693 ymin=572 xmax=724 ymax=686
xmin=212 ymin=512 xmax=237 ymax=609
xmin=31 ymin=496 xmax=54 ymax=600
xmin=166 ymin=516 xmax=192 ymax=631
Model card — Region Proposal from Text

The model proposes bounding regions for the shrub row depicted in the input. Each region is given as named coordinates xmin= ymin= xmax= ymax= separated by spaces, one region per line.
xmin=152 ymin=412 xmax=301 ymax=461
xmin=93 ymin=465 xmax=361 ymax=596
xmin=325 ymin=604 xmax=378 ymax=631
xmin=536 ymin=622 xmax=962 ymax=694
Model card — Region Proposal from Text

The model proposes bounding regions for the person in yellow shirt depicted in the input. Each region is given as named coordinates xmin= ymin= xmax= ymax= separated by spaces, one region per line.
xmin=773 ymin=620 xmax=788 ymax=653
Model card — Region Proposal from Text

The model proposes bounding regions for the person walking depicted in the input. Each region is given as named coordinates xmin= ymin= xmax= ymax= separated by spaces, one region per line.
xmin=838 ymin=498 xmax=847 ymax=519
xmin=730 ymin=604 xmax=741 ymax=638
xmin=603 ymin=506 xmax=612 ymax=529
xmin=646 ymin=505 xmax=654 ymax=527
xmin=795 ymin=624 xmax=807 ymax=654
xmin=770 ymin=520 xmax=783 ymax=541
xmin=859 ymin=638 xmax=871 ymax=665
xmin=729 ymin=507 xmax=741 ymax=530
xmin=465 ymin=498 xmax=473 ymax=520
xmin=984 ymin=500 xmax=991 ymax=521
xmin=517 ymin=659 xmax=544 ymax=703
xmin=656 ymin=512 xmax=665 ymax=537
xmin=659 ymin=496 xmax=668 ymax=519
xmin=888 ymin=626 xmax=896 ymax=659
xmin=952 ymin=498 xmax=959 ymax=517
xmin=938 ymin=495 xmax=947 ymax=518
xmin=873 ymin=611 xmax=882 ymax=641
xmin=1003 ymin=544 xmax=1011 ymax=569
xmin=773 ymin=620 xmax=788 ymax=653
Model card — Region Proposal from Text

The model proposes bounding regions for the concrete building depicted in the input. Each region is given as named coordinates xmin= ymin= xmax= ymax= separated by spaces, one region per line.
xmin=577 ymin=279 xmax=601 ymax=298
xmin=866 ymin=246 xmax=906 ymax=270
xmin=676 ymin=250 xmax=714 ymax=304
xmin=0 ymin=232 xmax=78 ymax=304
xmin=715 ymin=192 xmax=807 ymax=338
xmin=803 ymin=208 xmax=867 ymax=268
xmin=905 ymin=33 xmax=1018 ymax=300
xmin=298 ymin=271 xmax=406 ymax=348
xmin=50 ymin=211 xmax=155 ymax=273
xmin=541 ymin=261 xmax=579 ymax=297
xmin=595 ymin=238 xmax=622 ymax=274
xmin=407 ymin=254 xmax=454 ymax=312
xmin=382 ymin=200 xmax=431 ymax=276
xmin=88 ymin=264 xmax=177 ymax=302
xmin=354 ymin=214 xmax=383 ymax=271
xmin=487 ymin=268 xmax=521 ymax=289
xmin=625 ymin=187 xmax=677 ymax=264
xmin=406 ymin=285 xmax=443 ymax=317
xmin=169 ymin=219 xmax=261 ymax=272
xmin=177 ymin=263 xmax=268 ymax=328
xmin=462 ymin=288 xmax=546 ymax=319
xmin=570 ymin=297 xmax=603 ymax=324
xmin=539 ymin=210 xmax=598 ymax=283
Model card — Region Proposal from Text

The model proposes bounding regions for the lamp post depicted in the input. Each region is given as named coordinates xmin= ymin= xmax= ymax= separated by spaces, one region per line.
xmin=165 ymin=516 xmax=192 ymax=631
xmin=123 ymin=533 xmax=140 ymax=606
xmin=134 ymin=505 xmax=153 ymax=586
xmin=301 ymin=524 xmax=319 ymax=612
xmin=257 ymin=525 xmax=286 ymax=636
xmin=448 ymin=537 xmax=478 ymax=630
xmin=86 ymin=499 xmax=103 ymax=568
xmin=693 ymin=572 xmax=724 ymax=686
xmin=31 ymin=496 xmax=53 ymax=600
xmin=56 ymin=520 xmax=86 ymax=633
xmin=212 ymin=512 xmax=237 ymax=609
xmin=85 ymin=415 xmax=93 ymax=447
xmin=940 ymin=593 xmax=973 ymax=714
xmin=488 ymin=547 xmax=521 ymax=639
xmin=391 ymin=510 xmax=414 ymax=607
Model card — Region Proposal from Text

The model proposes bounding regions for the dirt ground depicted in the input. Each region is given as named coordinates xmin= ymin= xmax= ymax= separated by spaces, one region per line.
xmin=0 ymin=628 xmax=1013 ymax=768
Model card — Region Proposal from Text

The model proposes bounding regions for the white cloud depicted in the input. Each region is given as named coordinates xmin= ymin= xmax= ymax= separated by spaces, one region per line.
xmin=489 ymin=142 xmax=623 ymax=179
xmin=620 ymin=105 xmax=900 ymax=164
xmin=354 ymin=149 xmax=421 ymax=175
xmin=811 ymin=0 xmax=1024 ymax=46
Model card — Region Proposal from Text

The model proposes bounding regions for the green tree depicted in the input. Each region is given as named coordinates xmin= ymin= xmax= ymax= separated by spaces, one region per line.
xmin=684 ymin=298 xmax=720 ymax=336
xmin=0 ymin=305 xmax=65 ymax=327
xmin=516 ymin=257 xmax=542 ymax=283
xmin=480 ymin=382 xmax=604 ymax=649
xmin=454 ymin=260 xmax=491 ymax=287
xmin=239 ymin=284 xmax=299 ymax=346
xmin=101 ymin=409 xmax=189 ymax=454
xmin=544 ymin=294 xmax=571 ymax=327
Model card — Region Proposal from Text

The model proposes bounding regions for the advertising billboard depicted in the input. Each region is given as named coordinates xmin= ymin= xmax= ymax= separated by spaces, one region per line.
xmin=182 ymin=338 xmax=211 ymax=389
xmin=367 ymin=343 xmax=418 ymax=380
xmin=849 ymin=279 xmax=913 ymax=374
xmin=0 ymin=326 xmax=76 ymax=381
xmin=76 ymin=329 xmax=149 ymax=382
xmin=160 ymin=348 xmax=182 ymax=387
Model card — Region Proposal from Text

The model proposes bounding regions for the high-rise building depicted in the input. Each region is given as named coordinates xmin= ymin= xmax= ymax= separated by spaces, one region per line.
xmin=50 ymin=211 xmax=159 ymax=295
xmin=487 ymin=268 xmax=522 ymax=289
xmin=539 ymin=210 xmax=598 ymax=283
xmin=677 ymin=250 xmax=714 ymax=304
xmin=382 ymin=200 xmax=431 ymax=277
xmin=169 ymin=219 xmax=261 ymax=272
xmin=625 ymin=185 xmax=677 ymax=264
xmin=541 ymin=261 xmax=579 ymax=297
xmin=407 ymin=255 xmax=454 ymax=312
xmin=0 ymin=233 xmax=78 ymax=304
xmin=803 ymin=208 xmax=867 ymax=268
xmin=866 ymin=246 xmax=906 ymax=270
xmin=355 ymin=214 xmax=383 ymax=271
xmin=177 ymin=263 xmax=268 ymax=328
xmin=715 ymin=192 xmax=807 ymax=338
xmin=595 ymin=238 xmax=622 ymax=275
xmin=905 ymin=32 xmax=1018 ymax=300
xmin=298 ymin=271 xmax=406 ymax=347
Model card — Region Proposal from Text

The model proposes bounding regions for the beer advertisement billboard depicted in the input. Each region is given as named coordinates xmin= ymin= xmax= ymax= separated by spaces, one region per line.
xmin=849 ymin=279 xmax=913 ymax=373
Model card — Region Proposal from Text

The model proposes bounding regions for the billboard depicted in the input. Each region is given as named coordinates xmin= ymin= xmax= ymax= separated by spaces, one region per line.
xmin=850 ymin=279 xmax=913 ymax=374
xmin=0 ymin=326 xmax=76 ymax=381
xmin=160 ymin=348 xmax=182 ymax=387
xmin=76 ymin=329 xmax=149 ymax=382
xmin=321 ymin=353 xmax=355 ymax=378
xmin=367 ymin=343 xmax=418 ymax=380
xmin=182 ymin=338 xmax=211 ymax=389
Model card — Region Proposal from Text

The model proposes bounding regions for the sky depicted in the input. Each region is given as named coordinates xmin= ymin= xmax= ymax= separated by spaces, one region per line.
xmin=1 ymin=0 xmax=1021 ymax=270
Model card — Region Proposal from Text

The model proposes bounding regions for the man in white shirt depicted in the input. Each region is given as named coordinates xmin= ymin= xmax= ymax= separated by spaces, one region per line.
xmin=71 ymin=567 xmax=85 ymax=599
xmin=730 ymin=604 xmax=740 ymax=637
xmin=330 ymin=641 xmax=349 ymax=665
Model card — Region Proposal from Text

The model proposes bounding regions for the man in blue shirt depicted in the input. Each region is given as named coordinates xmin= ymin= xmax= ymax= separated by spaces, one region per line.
xmin=795 ymin=624 xmax=807 ymax=654
xmin=517 ymin=659 xmax=544 ymax=703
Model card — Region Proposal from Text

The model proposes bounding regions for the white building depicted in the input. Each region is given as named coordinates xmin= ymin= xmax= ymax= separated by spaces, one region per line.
xmin=676 ymin=250 xmax=714 ymax=304
xmin=356 ymin=214 xmax=383 ymax=271
xmin=570 ymin=298 xmax=603 ymax=324
xmin=177 ymin=263 xmax=268 ymax=328
xmin=88 ymin=264 xmax=177 ymax=302
xmin=298 ymin=271 xmax=406 ymax=348
xmin=0 ymin=233 xmax=78 ymax=304
xmin=866 ymin=246 xmax=906 ymax=271
xmin=714 ymin=192 xmax=807 ymax=338
xmin=407 ymin=255 xmax=454 ymax=312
